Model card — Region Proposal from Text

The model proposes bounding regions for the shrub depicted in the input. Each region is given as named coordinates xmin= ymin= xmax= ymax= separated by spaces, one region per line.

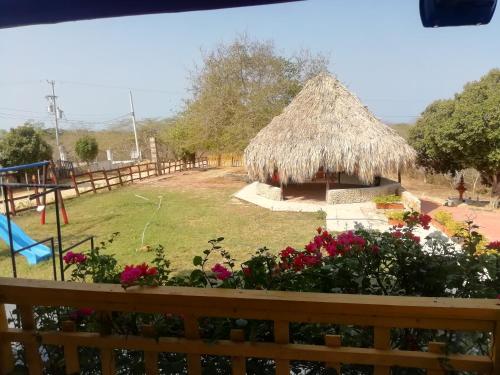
xmin=11 ymin=214 xmax=499 ymax=374
xmin=433 ymin=210 xmax=465 ymax=236
xmin=385 ymin=210 xmax=404 ymax=220
xmin=373 ymin=194 xmax=401 ymax=204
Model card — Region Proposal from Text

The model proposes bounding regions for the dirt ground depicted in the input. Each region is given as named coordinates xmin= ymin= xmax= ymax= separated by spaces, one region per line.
xmin=136 ymin=167 xmax=249 ymax=191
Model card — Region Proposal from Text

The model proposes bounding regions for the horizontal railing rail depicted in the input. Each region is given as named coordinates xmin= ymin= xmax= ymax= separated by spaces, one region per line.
xmin=0 ymin=278 xmax=498 ymax=374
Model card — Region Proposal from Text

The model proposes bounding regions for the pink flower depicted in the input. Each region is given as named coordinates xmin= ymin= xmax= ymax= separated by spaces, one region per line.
xmin=120 ymin=265 xmax=143 ymax=285
xmin=63 ymin=251 xmax=87 ymax=264
xmin=371 ymin=245 xmax=380 ymax=254
xmin=211 ymin=263 xmax=232 ymax=281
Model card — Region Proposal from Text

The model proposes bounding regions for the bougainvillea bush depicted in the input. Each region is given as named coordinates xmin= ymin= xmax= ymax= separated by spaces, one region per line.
xmin=10 ymin=213 xmax=499 ymax=374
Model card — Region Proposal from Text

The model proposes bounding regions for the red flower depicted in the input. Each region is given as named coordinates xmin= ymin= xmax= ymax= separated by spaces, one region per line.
xmin=120 ymin=265 xmax=143 ymax=285
xmin=487 ymin=241 xmax=500 ymax=250
xmin=63 ymin=251 xmax=87 ymax=265
xmin=371 ymin=245 xmax=380 ymax=254
xmin=280 ymin=246 xmax=296 ymax=259
xmin=418 ymin=214 xmax=432 ymax=230
xmin=392 ymin=230 xmax=403 ymax=239
xmin=211 ymin=263 xmax=232 ymax=281
xmin=305 ymin=242 xmax=318 ymax=253
xmin=242 ymin=266 xmax=252 ymax=277
xmin=69 ymin=307 xmax=94 ymax=321
xmin=120 ymin=263 xmax=158 ymax=286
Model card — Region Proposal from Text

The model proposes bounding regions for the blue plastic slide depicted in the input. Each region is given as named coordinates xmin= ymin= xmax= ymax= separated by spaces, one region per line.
xmin=0 ymin=214 xmax=52 ymax=265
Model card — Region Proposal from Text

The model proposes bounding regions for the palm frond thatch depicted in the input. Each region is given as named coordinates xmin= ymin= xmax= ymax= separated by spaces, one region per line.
xmin=244 ymin=73 xmax=416 ymax=184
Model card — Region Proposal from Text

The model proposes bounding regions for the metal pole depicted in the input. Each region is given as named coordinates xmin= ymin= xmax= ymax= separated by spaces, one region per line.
xmin=129 ymin=90 xmax=141 ymax=161
xmin=54 ymin=189 xmax=64 ymax=281
xmin=47 ymin=80 xmax=63 ymax=160
xmin=50 ymin=237 xmax=57 ymax=281
xmin=2 ymin=185 xmax=17 ymax=278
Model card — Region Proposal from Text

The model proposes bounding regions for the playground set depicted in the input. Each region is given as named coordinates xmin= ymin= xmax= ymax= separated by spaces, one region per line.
xmin=0 ymin=161 xmax=93 ymax=280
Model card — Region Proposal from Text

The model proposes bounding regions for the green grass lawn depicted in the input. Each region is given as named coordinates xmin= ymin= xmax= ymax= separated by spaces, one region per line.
xmin=0 ymin=185 xmax=323 ymax=279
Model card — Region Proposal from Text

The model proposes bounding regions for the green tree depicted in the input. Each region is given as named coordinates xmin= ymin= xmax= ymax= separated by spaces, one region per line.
xmin=162 ymin=35 xmax=328 ymax=159
xmin=0 ymin=123 xmax=53 ymax=167
xmin=410 ymin=69 xmax=500 ymax=196
xmin=75 ymin=135 xmax=99 ymax=165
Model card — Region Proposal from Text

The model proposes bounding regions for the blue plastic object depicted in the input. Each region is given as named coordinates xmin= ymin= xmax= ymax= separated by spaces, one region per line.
xmin=0 ymin=0 xmax=300 ymax=29
xmin=0 ymin=160 xmax=50 ymax=174
xmin=420 ymin=0 xmax=497 ymax=27
xmin=0 ymin=214 xmax=52 ymax=265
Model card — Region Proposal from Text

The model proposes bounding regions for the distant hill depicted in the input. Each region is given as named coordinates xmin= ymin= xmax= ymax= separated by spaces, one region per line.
xmin=389 ymin=123 xmax=414 ymax=140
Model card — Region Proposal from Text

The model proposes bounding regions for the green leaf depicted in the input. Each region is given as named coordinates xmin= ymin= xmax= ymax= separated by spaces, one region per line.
xmin=193 ymin=256 xmax=203 ymax=267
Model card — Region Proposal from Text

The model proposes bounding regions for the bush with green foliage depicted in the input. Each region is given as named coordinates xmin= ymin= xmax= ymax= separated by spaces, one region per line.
xmin=0 ymin=123 xmax=52 ymax=167
xmin=75 ymin=135 xmax=99 ymax=164
xmin=10 ymin=214 xmax=499 ymax=374
xmin=373 ymin=194 xmax=401 ymax=204
xmin=409 ymin=69 xmax=500 ymax=196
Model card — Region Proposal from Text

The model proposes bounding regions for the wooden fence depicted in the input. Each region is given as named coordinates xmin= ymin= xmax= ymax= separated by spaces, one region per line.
xmin=0 ymin=277 xmax=498 ymax=374
xmin=0 ymin=158 xmax=208 ymax=215
xmin=206 ymin=154 xmax=243 ymax=168
xmin=71 ymin=157 xmax=207 ymax=196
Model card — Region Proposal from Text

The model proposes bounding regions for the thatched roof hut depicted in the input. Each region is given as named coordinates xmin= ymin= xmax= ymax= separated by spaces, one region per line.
xmin=244 ymin=73 xmax=416 ymax=184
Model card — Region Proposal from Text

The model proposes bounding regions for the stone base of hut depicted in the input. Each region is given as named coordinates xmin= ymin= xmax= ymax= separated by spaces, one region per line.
xmin=256 ymin=175 xmax=402 ymax=205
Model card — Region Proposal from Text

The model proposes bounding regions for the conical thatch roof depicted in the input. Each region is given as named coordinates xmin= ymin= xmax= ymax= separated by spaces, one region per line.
xmin=244 ymin=73 xmax=416 ymax=184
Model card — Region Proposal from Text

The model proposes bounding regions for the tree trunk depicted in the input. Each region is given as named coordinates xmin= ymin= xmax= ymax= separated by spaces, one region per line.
xmin=491 ymin=173 xmax=500 ymax=197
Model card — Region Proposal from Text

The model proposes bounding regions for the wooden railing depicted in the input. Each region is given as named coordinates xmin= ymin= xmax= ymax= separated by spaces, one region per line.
xmin=70 ymin=157 xmax=208 ymax=196
xmin=0 ymin=278 xmax=499 ymax=374
xmin=206 ymin=154 xmax=243 ymax=168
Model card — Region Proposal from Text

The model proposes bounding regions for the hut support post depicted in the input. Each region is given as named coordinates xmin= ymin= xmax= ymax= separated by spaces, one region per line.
xmin=325 ymin=178 xmax=329 ymax=202
xmin=280 ymin=182 xmax=283 ymax=201
xmin=398 ymin=170 xmax=401 ymax=183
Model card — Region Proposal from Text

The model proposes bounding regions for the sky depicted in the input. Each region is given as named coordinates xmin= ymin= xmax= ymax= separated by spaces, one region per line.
xmin=0 ymin=0 xmax=499 ymax=130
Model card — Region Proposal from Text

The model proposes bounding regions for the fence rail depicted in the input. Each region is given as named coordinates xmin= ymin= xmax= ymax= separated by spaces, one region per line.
xmin=0 ymin=158 xmax=208 ymax=214
xmin=0 ymin=278 xmax=498 ymax=374
xmin=71 ymin=157 xmax=208 ymax=196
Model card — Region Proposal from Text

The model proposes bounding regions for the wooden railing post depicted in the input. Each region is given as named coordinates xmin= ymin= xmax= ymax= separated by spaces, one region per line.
xmin=129 ymin=166 xmax=134 ymax=183
xmin=62 ymin=320 xmax=80 ymax=374
xmin=102 ymin=170 xmax=111 ymax=191
xmin=0 ymin=304 xmax=14 ymax=375
xmin=70 ymin=171 xmax=80 ymax=196
xmin=7 ymin=187 xmax=16 ymax=216
xmin=374 ymin=327 xmax=391 ymax=375
xmin=117 ymin=168 xmax=123 ymax=186
xmin=325 ymin=335 xmax=341 ymax=373
xmin=274 ymin=320 xmax=289 ymax=375
xmin=184 ymin=316 xmax=201 ymax=374
xmin=18 ymin=305 xmax=42 ymax=375
xmin=141 ymin=324 xmax=158 ymax=374
xmin=138 ymin=164 xmax=143 ymax=180
xmin=230 ymin=329 xmax=245 ymax=375
xmin=493 ymin=322 xmax=500 ymax=375
xmin=428 ymin=341 xmax=446 ymax=375
xmin=88 ymin=171 xmax=96 ymax=193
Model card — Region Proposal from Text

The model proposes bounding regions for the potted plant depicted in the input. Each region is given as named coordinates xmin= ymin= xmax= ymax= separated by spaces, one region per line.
xmin=373 ymin=194 xmax=404 ymax=209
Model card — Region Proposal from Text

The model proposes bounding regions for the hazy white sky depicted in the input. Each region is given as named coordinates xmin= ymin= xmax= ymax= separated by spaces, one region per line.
xmin=0 ymin=0 xmax=499 ymax=130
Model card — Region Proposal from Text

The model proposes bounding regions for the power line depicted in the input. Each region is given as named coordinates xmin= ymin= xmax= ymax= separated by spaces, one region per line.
xmin=59 ymin=80 xmax=182 ymax=94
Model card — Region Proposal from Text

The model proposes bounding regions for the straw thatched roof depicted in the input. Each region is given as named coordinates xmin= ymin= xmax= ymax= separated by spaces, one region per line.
xmin=244 ymin=73 xmax=416 ymax=184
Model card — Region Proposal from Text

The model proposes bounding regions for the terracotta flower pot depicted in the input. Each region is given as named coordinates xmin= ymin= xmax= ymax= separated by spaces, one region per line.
xmin=376 ymin=202 xmax=404 ymax=209
xmin=388 ymin=218 xmax=405 ymax=226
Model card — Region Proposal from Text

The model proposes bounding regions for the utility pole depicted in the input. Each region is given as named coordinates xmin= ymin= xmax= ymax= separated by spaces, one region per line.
xmin=46 ymin=80 xmax=64 ymax=160
xmin=129 ymin=90 xmax=141 ymax=161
